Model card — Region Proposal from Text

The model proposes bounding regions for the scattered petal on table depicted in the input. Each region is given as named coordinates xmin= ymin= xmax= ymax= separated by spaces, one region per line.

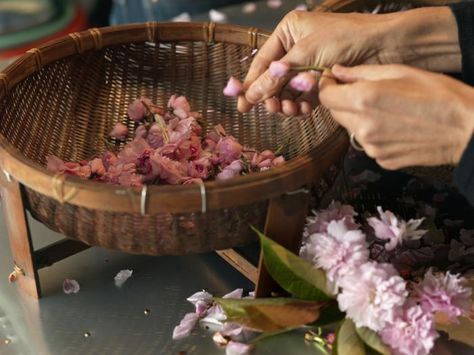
xmin=63 ymin=279 xmax=80 ymax=294
xmin=114 ymin=269 xmax=133 ymax=287
xmin=242 ymin=2 xmax=257 ymax=14
xmin=209 ymin=9 xmax=227 ymax=23
xmin=172 ymin=12 xmax=191 ymax=22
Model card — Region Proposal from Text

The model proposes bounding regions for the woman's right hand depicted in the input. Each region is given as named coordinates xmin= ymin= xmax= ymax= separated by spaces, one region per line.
xmin=238 ymin=7 xmax=460 ymax=116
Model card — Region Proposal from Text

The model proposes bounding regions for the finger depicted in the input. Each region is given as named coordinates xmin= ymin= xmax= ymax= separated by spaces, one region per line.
xmin=245 ymin=40 xmax=313 ymax=104
xmin=265 ymin=97 xmax=281 ymax=113
xmin=326 ymin=109 xmax=360 ymax=135
xmin=319 ymin=73 xmax=357 ymax=112
xmin=238 ymin=29 xmax=287 ymax=111
xmin=331 ymin=63 xmax=412 ymax=83
xmin=282 ymin=99 xmax=298 ymax=116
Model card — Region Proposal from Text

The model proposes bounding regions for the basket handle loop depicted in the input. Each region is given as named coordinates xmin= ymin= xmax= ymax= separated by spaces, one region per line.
xmin=88 ymin=28 xmax=103 ymax=51
xmin=69 ymin=32 xmax=85 ymax=54
xmin=248 ymin=27 xmax=259 ymax=49
xmin=198 ymin=180 xmax=207 ymax=213
xmin=52 ymin=173 xmax=78 ymax=204
xmin=26 ymin=48 xmax=43 ymax=71
xmin=146 ymin=22 xmax=156 ymax=43
xmin=204 ymin=22 xmax=216 ymax=44
xmin=140 ymin=185 xmax=148 ymax=216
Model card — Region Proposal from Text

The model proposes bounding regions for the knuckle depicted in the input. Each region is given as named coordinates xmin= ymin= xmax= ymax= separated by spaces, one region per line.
xmin=353 ymin=88 xmax=378 ymax=111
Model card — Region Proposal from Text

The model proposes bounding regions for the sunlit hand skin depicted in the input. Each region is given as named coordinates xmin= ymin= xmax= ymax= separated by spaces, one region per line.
xmin=319 ymin=64 xmax=474 ymax=170
xmin=237 ymin=7 xmax=460 ymax=115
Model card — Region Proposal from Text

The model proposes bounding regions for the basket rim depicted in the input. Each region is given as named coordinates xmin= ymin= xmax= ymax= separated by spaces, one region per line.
xmin=0 ymin=22 xmax=347 ymax=214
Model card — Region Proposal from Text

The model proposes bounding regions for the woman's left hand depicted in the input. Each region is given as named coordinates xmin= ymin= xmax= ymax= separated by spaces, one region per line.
xmin=319 ymin=64 xmax=474 ymax=169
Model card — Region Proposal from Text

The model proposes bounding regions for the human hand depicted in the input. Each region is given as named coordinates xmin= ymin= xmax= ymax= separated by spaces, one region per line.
xmin=319 ymin=64 xmax=474 ymax=169
xmin=238 ymin=7 xmax=460 ymax=116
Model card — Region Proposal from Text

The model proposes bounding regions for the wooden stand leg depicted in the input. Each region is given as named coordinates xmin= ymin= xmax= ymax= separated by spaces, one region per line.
xmin=255 ymin=189 xmax=310 ymax=297
xmin=0 ymin=176 xmax=41 ymax=298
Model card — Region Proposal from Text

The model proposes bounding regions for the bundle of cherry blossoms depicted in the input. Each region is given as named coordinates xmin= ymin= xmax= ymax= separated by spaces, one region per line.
xmin=47 ymin=95 xmax=285 ymax=186
xmin=173 ymin=202 xmax=474 ymax=355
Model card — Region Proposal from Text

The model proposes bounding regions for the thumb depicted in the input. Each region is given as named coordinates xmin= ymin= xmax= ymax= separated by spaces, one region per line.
xmin=332 ymin=63 xmax=410 ymax=83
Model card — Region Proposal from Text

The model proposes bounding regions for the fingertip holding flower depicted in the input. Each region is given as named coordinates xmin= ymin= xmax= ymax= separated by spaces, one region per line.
xmin=269 ymin=61 xmax=290 ymax=78
xmin=223 ymin=77 xmax=244 ymax=97
xmin=290 ymin=72 xmax=317 ymax=92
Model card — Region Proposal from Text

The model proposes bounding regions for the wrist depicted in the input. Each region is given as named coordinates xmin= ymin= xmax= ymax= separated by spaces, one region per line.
xmin=380 ymin=7 xmax=461 ymax=72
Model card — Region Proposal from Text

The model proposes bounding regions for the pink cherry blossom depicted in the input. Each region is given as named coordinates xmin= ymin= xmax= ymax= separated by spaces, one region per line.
xmin=173 ymin=312 xmax=200 ymax=340
xmin=304 ymin=201 xmax=359 ymax=235
xmin=172 ymin=12 xmax=191 ymax=22
xmin=217 ymin=137 xmax=243 ymax=164
xmin=294 ymin=4 xmax=308 ymax=10
xmin=413 ymin=268 xmax=472 ymax=323
xmin=225 ymin=341 xmax=253 ymax=355
xmin=217 ymin=160 xmax=243 ymax=181
xmin=300 ymin=220 xmax=369 ymax=290
xmin=109 ymin=122 xmax=128 ymax=140
xmin=290 ymin=72 xmax=317 ymax=92
xmin=337 ymin=262 xmax=408 ymax=331
xmin=150 ymin=154 xmax=187 ymax=185
xmin=134 ymin=125 xmax=148 ymax=139
xmin=188 ymin=157 xmax=212 ymax=179
xmin=146 ymin=123 xmax=165 ymax=148
xmin=223 ymin=77 xmax=244 ymax=97
xmin=269 ymin=61 xmax=290 ymax=78
xmin=63 ymin=279 xmax=80 ymax=294
xmin=380 ymin=304 xmax=438 ymax=355
xmin=368 ymin=206 xmax=427 ymax=251
xmin=90 ymin=158 xmax=106 ymax=175
xmin=128 ymin=99 xmax=146 ymax=121
xmin=272 ymin=156 xmax=285 ymax=167
xmin=168 ymin=95 xmax=191 ymax=116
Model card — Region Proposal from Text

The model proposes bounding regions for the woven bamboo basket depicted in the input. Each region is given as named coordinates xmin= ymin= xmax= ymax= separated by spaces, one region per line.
xmin=315 ymin=0 xmax=457 ymax=183
xmin=0 ymin=23 xmax=347 ymax=256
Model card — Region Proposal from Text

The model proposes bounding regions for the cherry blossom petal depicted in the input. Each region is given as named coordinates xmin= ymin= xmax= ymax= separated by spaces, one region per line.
xmin=209 ymin=9 xmax=228 ymax=23
xmin=114 ymin=269 xmax=133 ymax=287
xmin=173 ymin=312 xmax=199 ymax=340
xmin=63 ymin=279 xmax=80 ymax=294
xmin=223 ymin=77 xmax=244 ymax=97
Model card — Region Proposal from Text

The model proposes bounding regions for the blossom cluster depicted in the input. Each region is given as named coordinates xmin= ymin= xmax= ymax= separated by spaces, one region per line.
xmin=47 ymin=96 xmax=284 ymax=186
xmin=173 ymin=289 xmax=256 ymax=355
xmin=300 ymin=202 xmax=472 ymax=355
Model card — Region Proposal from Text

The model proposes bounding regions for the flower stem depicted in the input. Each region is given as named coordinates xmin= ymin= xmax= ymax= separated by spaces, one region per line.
xmin=292 ymin=65 xmax=331 ymax=72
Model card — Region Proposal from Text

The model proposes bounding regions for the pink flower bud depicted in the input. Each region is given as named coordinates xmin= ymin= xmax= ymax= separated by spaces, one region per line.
xmin=272 ymin=156 xmax=285 ymax=167
xmin=269 ymin=61 xmax=290 ymax=78
xmin=223 ymin=77 xmax=244 ymax=97
xmin=109 ymin=122 xmax=128 ymax=140
xmin=128 ymin=99 xmax=146 ymax=121
xmin=290 ymin=71 xmax=317 ymax=92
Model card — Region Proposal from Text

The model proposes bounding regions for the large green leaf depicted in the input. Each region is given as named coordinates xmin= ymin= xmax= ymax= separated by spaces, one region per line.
xmin=254 ymin=227 xmax=333 ymax=301
xmin=312 ymin=302 xmax=345 ymax=326
xmin=334 ymin=319 xmax=365 ymax=355
xmin=215 ymin=297 xmax=325 ymax=332
xmin=355 ymin=327 xmax=391 ymax=355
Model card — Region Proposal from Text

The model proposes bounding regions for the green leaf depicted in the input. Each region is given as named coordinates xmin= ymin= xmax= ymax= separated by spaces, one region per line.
xmin=436 ymin=316 xmax=474 ymax=347
xmin=312 ymin=302 xmax=345 ymax=326
xmin=215 ymin=297 xmax=325 ymax=332
xmin=355 ymin=327 xmax=391 ymax=355
xmin=334 ymin=319 xmax=365 ymax=355
xmin=253 ymin=227 xmax=333 ymax=301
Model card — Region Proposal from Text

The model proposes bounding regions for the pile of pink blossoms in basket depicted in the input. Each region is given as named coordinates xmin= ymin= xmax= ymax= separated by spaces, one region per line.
xmin=47 ymin=95 xmax=285 ymax=186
